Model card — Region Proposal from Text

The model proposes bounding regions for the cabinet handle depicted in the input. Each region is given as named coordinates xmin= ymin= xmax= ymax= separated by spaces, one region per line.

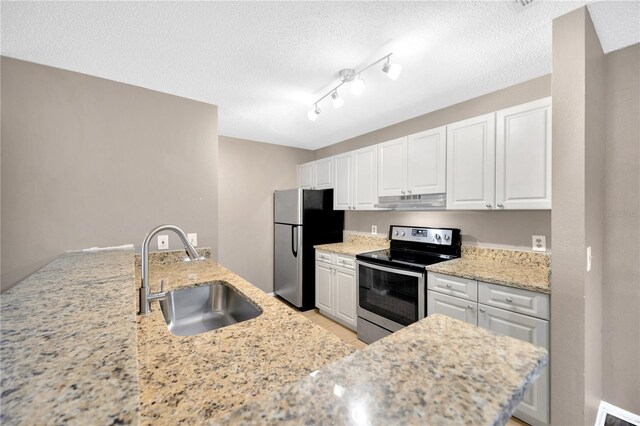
xmin=408 ymin=190 xmax=412 ymax=194
xmin=505 ymin=297 xmax=513 ymax=303
xmin=467 ymin=305 xmax=474 ymax=310
xmin=446 ymin=284 xmax=452 ymax=288
xmin=497 ymin=203 xmax=504 ymax=208
xmin=486 ymin=204 xmax=492 ymax=208
xmin=352 ymin=206 xmax=356 ymax=210
xmin=479 ymin=307 xmax=486 ymax=313
xmin=401 ymin=190 xmax=406 ymax=195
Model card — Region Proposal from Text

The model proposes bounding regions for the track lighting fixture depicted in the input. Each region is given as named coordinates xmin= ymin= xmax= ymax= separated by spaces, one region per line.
xmin=382 ymin=57 xmax=402 ymax=81
xmin=307 ymin=53 xmax=401 ymax=121
xmin=351 ymin=75 xmax=366 ymax=96
xmin=331 ymin=91 xmax=344 ymax=109
xmin=307 ymin=104 xmax=321 ymax=121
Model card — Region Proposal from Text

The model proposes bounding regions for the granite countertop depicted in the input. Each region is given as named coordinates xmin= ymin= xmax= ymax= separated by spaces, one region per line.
xmin=427 ymin=246 xmax=551 ymax=294
xmin=315 ymin=233 xmax=389 ymax=256
xmin=136 ymin=255 xmax=355 ymax=423
xmin=0 ymin=248 xmax=139 ymax=425
xmin=218 ymin=314 xmax=548 ymax=425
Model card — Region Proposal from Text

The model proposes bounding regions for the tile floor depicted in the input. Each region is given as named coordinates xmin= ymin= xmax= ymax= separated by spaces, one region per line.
xmin=300 ymin=308 xmax=367 ymax=349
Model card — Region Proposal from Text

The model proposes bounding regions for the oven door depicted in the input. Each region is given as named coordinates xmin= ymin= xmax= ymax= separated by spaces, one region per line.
xmin=356 ymin=260 xmax=425 ymax=332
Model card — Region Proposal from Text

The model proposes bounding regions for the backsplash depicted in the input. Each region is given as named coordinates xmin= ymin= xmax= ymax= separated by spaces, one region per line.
xmin=134 ymin=248 xmax=211 ymax=270
xmin=462 ymin=245 xmax=550 ymax=269
xmin=345 ymin=232 xmax=389 ymax=247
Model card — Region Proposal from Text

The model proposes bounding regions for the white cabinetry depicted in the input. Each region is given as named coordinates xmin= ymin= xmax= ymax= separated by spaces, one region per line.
xmin=495 ymin=98 xmax=552 ymax=209
xmin=446 ymin=97 xmax=551 ymax=210
xmin=446 ymin=113 xmax=496 ymax=209
xmin=427 ymin=291 xmax=477 ymax=324
xmin=297 ymin=157 xmax=333 ymax=189
xmin=378 ymin=127 xmax=446 ymax=197
xmin=333 ymin=146 xmax=378 ymax=211
xmin=427 ymin=272 xmax=550 ymax=425
xmin=315 ymin=250 xmax=357 ymax=330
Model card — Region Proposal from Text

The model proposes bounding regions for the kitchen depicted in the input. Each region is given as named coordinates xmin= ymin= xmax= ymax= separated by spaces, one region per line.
xmin=1 ymin=2 xmax=639 ymax=426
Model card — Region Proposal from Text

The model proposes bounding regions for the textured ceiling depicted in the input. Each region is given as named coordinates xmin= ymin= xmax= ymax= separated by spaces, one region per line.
xmin=2 ymin=1 xmax=639 ymax=150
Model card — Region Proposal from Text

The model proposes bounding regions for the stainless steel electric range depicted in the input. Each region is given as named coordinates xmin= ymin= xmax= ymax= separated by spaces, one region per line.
xmin=355 ymin=225 xmax=461 ymax=344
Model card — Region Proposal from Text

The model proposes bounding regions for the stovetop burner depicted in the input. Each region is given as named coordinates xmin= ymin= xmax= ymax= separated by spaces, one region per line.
xmin=356 ymin=225 xmax=461 ymax=272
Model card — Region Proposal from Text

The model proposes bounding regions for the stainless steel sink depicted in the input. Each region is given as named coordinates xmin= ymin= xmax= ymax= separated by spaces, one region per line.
xmin=159 ymin=281 xmax=261 ymax=336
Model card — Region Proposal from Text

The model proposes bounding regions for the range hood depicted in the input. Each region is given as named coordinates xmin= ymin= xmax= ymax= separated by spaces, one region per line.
xmin=375 ymin=193 xmax=446 ymax=210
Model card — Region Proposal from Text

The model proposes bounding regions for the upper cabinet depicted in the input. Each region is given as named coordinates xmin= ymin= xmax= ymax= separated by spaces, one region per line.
xmin=495 ymin=97 xmax=552 ymax=210
xmin=378 ymin=127 xmax=447 ymax=197
xmin=297 ymin=157 xmax=333 ymax=189
xmin=333 ymin=146 xmax=378 ymax=210
xmin=447 ymin=97 xmax=551 ymax=210
xmin=446 ymin=113 xmax=496 ymax=210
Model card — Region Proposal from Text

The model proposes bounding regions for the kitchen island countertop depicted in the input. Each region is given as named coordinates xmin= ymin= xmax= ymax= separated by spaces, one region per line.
xmin=218 ymin=313 xmax=548 ymax=425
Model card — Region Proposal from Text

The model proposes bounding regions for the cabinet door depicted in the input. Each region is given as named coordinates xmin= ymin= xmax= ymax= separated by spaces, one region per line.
xmin=407 ymin=127 xmax=446 ymax=194
xmin=334 ymin=266 xmax=357 ymax=329
xmin=478 ymin=304 xmax=549 ymax=425
xmin=298 ymin=162 xmax=314 ymax=189
xmin=314 ymin=157 xmax=333 ymax=189
xmin=496 ymin=97 xmax=551 ymax=210
xmin=446 ymin=113 xmax=496 ymax=210
xmin=377 ymin=137 xmax=407 ymax=197
xmin=352 ymin=146 xmax=378 ymax=210
xmin=315 ymin=261 xmax=334 ymax=313
xmin=333 ymin=153 xmax=352 ymax=210
xmin=427 ymin=291 xmax=477 ymax=324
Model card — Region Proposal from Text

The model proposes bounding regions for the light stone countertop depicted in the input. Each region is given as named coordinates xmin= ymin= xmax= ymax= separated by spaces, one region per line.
xmin=427 ymin=246 xmax=551 ymax=294
xmin=217 ymin=313 xmax=548 ymax=425
xmin=136 ymin=256 xmax=355 ymax=423
xmin=315 ymin=233 xmax=389 ymax=256
xmin=0 ymin=248 xmax=139 ymax=425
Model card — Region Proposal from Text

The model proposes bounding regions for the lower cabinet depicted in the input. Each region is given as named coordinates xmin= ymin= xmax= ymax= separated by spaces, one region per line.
xmin=427 ymin=291 xmax=477 ymax=324
xmin=315 ymin=250 xmax=357 ymax=330
xmin=427 ymin=272 xmax=550 ymax=425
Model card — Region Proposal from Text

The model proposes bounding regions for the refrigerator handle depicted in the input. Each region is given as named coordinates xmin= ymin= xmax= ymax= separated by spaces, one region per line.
xmin=291 ymin=226 xmax=298 ymax=258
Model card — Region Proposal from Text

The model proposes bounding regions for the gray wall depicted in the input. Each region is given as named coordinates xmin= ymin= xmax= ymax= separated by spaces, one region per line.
xmin=602 ymin=44 xmax=640 ymax=414
xmin=345 ymin=210 xmax=551 ymax=251
xmin=315 ymin=75 xmax=552 ymax=250
xmin=1 ymin=57 xmax=219 ymax=292
xmin=218 ymin=136 xmax=313 ymax=293
xmin=550 ymin=7 xmax=605 ymax=425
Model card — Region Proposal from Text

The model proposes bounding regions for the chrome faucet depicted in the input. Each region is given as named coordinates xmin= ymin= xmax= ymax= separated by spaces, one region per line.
xmin=139 ymin=224 xmax=201 ymax=315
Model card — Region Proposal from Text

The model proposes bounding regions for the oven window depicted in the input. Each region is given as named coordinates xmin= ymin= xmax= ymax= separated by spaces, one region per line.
xmin=358 ymin=264 xmax=420 ymax=326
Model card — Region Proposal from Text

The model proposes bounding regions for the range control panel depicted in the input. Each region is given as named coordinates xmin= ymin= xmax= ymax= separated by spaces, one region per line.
xmin=390 ymin=226 xmax=454 ymax=245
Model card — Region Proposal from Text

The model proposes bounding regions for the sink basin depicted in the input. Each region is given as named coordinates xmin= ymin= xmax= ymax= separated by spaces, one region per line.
xmin=159 ymin=281 xmax=262 ymax=336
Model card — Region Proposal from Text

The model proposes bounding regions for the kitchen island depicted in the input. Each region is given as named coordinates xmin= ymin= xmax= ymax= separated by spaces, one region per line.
xmin=1 ymin=247 xmax=547 ymax=425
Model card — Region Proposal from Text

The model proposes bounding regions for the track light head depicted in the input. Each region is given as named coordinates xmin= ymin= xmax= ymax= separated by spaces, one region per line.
xmin=331 ymin=91 xmax=344 ymax=109
xmin=307 ymin=105 xmax=321 ymax=121
xmin=351 ymin=75 xmax=366 ymax=96
xmin=382 ymin=60 xmax=402 ymax=80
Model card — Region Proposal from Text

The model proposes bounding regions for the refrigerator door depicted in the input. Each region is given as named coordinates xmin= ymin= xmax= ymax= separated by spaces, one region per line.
xmin=274 ymin=223 xmax=303 ymax=306
xmin=274 ymin=188 xmax=303 ymax=225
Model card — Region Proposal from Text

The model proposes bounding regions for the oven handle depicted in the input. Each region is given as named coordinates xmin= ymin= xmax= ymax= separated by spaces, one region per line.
xmin=355 ymin=260 xmax=425 ymax=279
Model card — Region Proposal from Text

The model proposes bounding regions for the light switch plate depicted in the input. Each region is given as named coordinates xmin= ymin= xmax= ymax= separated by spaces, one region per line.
xmin=158 ymin=235 xmax=169 ymax=250
xmin=371 ymin=225 xmax=377 ymax=235
xmin=187 ymin=233 xmax=198 ymax=247
xmin=532 ymin=235 xmax=546 ymax=252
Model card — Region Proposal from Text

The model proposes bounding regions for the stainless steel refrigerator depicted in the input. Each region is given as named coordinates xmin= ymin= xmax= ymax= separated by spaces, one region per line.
xmin=274 ymin=188 xmax=344 ymax=310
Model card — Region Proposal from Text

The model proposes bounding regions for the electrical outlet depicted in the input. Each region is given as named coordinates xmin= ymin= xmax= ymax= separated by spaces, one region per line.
xmin=157 ymin=235 xmax=169 ymax=250
xmin=187 ymin=233 xmax=198 ymax=247
xmin=532 ymin=235 xmax=546 ymax=252
xmin=371 ymin=225 xmax=377 ymax=235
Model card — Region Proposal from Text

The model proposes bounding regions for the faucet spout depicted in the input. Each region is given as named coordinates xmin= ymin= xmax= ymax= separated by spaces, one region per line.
xmin=139 ymin=224 xmax=201 ymax=315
